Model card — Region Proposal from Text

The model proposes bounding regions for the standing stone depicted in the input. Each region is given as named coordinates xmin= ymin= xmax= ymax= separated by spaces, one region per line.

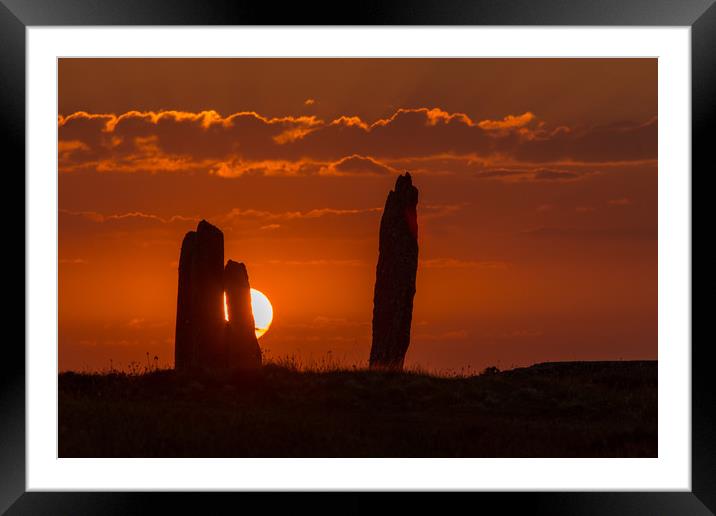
xmin=224 ymin=260 xmax=262 ymax=370
xmin=370 ymin=172 xmax=419 ymax=370
xmin=175 ymin=220 xmax=264 ymax=373
xmin=192 ymin=220 xmax=226 ymax=368
xmin=174 ymin=230 xmax=197 ymax=371
xmin=174 ymin=220 xmax=225 ymax=372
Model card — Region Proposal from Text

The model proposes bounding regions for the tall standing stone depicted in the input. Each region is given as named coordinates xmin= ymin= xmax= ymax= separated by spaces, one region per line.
xmin=174 ymin=230 xmax=197 ymax=371
xmin=174 ymin=220 xmax=225 ymax=372
xmin=370 ymin=172 xmax=419 ymax=370
xmin=192 ymin=220 xmax=226 ymax=368
xmin=224 ymin=260 xmax=262 ymax=370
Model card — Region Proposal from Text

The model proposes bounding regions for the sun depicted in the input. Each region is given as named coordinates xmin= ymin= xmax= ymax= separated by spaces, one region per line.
xmin=223 ymin=288 xmax=274 ymax=338
xmin=250 ymin=288 xmax=273 ymax=338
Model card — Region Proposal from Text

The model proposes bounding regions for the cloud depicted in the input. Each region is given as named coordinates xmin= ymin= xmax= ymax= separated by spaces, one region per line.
xmin=511 ymin=118 xmax=657 ymax=163
xmin=59 ymin=207 xmax=383 ymax=230
xmin=221 ymin=206 xmax=381 ymax=223
xmin=475 ymin=167 xmax=591 ymax=183
xmin=211 ymin=159 xmax=319 ymax=178
xmin=532 ymin=169 xmax=580 ymax=181
xmin=211 ymin=155 xmax=394 ymax=179
xmin=58 ymin=110 xmax=322 ymax=171
xmin=319 ymin=155 xmax=395 ymax=176
xmin=59 ymin=108 xmax=657 ymax=177
xmin=304 ymin=98 xmax=316 ymax=106
xmin=477 ymin=112 xmax=536 ymax=131
xmin=59 ymin=204 xmax=384 ymax=248
xmin=60 ymin=209 xmax=194 ymax=225
xmin=58 ymin=209 xmax=199 ymax=242
xmin=421 ymin=203 xmax=468 ymax=220
xmin=58 ymin=139 xmax=90 ymax=157
xmin=474 ymin=168 xmax=524 ymax=180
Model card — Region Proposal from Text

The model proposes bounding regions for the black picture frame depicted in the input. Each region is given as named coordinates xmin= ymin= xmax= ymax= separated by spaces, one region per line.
xmin=3 ymin=0 xmax=711 ymax=514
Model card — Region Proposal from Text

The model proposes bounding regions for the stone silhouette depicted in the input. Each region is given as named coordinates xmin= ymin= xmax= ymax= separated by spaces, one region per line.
xmin=224 ymin=260 xmax=262 ymax=370
xmin=370 ymin=172 xmax=419 ymax=370
xmin=174 ymin=230 xmax=197 ymax=371
xmin=175 ymin=220 xmax=225 ymax=370
xmin=175 ymin=220 xmax=261 ymax=373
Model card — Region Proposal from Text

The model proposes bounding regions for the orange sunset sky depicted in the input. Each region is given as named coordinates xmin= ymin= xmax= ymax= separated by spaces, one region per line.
xmin=58 ymin=58 xmax=657 ymax=373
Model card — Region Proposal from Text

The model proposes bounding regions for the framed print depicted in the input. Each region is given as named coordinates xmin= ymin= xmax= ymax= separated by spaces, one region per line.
xmin=5 ymin=0 xmax=712 ymax=513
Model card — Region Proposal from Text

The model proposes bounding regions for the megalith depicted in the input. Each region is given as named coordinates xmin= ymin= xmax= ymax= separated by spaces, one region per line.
xmin=224 ymin=260 xmax=262 ymax=370
xmin=174 ymin=230 xmax=197 ymax=371
xmin=369 ymin=172 xmax=419 ymax=370
xmin=175 ymin=220 xmax=225 ymax=371
xmin=174 ymin=220 xmax=260 ymax=373
xmin=190 ymin=220 xmax=226 ymax=368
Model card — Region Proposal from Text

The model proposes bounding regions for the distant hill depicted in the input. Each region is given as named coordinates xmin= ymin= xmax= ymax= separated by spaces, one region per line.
xmin=59 ymin=360 xmax=656 ymax=457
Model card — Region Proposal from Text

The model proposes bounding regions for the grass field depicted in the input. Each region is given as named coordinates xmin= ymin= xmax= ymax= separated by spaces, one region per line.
xmin=59 ymin=360 xmax=656 ymax=457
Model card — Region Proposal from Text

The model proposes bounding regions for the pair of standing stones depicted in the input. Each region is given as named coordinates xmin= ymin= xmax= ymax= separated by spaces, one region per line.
xmin=174 ymin=221 xmax=261 ymax=372
xmin=174 ymin=172 xmax=418 ymax=373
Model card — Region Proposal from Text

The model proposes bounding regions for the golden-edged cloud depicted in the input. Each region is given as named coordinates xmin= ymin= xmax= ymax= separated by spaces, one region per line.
xmin=58 ymin=108 xmax=657 ymax=177
xmin=319 ymin=155 xmax=396 ymax=176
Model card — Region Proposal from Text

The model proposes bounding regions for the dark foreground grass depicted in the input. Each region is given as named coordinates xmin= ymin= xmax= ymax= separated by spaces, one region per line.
xmin=59 ymin=360 xmax=656 ymax=457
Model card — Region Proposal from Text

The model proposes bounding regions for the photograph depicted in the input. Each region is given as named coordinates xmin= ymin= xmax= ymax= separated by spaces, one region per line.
xmin=56 ymin=57 xmax=658 ymax=458
xmin=1 ymin=0 xmax=707 ymax=507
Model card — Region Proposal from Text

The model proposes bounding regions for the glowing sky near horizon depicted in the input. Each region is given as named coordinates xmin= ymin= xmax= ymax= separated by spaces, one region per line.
xmin=58 ymin=58 xmax=657 ymax=372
